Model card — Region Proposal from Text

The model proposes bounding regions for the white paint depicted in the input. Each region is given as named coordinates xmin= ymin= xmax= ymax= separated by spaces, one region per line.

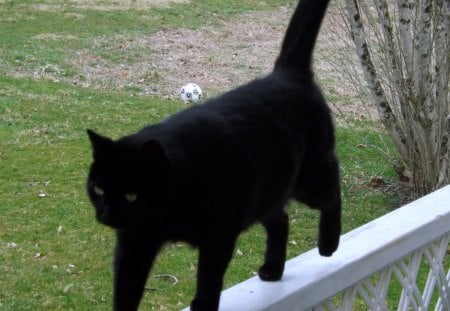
xmin=181 ymin=185 xmax=450 ymax=310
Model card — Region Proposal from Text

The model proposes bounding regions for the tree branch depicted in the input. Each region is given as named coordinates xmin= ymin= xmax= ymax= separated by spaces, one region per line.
xmin=345 ymin=0 xmax=408 ymax=159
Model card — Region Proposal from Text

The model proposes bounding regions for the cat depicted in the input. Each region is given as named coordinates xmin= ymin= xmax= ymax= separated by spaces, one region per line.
xmin=86 ymin=0 xmax=341 ymax=310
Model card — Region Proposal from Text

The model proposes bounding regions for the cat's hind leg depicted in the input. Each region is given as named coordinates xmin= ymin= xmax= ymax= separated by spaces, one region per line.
xmin=258 ymin=211 xmax=289 ymax=281
xmin=294 ymin=153 xmax=341 ymax=257
xmin=317 ymin=195 xmax=341 ymax=256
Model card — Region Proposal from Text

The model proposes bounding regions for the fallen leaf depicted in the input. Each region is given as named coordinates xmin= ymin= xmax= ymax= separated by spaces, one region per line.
xmin=42 ymin=299 xmax=52 ymax=307
xmin=63 ymin=283 xmax=74 ymax=294
xmin=153 ymin=274 xmax=179 ymax=286
xmin=66 ymin=263 xmax=76 ymax=274
xmin=368 ymin=177 xmax=384 ymax=188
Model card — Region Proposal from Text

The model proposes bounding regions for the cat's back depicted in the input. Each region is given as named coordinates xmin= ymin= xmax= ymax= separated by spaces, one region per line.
xmin=136 ymin=70 xmax=333 ymax=165
xmin=174 ymin=71 xmax=327 ymax=124
xmin=207 ymin=71 xmax=333 ymax=140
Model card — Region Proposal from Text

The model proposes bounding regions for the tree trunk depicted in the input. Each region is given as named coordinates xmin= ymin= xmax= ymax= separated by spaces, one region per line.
xmin=344 ymin=0 xmax=450 ymax=197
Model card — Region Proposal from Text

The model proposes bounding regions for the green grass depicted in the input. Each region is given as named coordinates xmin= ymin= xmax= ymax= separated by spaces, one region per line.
xmin=0 ymin=0 xmax=295 ymax=82
xmin=0 ymin=75 xmax=402 ymax=310
xmin=0 ymin=0 xmax=418 ymax=310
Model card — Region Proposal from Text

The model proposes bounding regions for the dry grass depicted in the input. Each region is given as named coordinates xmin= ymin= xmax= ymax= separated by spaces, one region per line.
xmin=64 ymin=7 xmax=290 ymax=97
xmin=3 ymin=0 xmax=377 ymax=119
xmin=66 ymin=4 xmax=377 ymax=119
xmin=13 ymin=0 xmax=191 ymax=12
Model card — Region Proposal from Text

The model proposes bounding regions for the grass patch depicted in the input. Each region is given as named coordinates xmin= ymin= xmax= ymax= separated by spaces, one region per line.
xmin=0 ymin=0 xmax=294 ymax=80
xmin=0 ymin=0 xmax=418 ymax=310
xmin=0 ymin=76 xmax=402 ymax=311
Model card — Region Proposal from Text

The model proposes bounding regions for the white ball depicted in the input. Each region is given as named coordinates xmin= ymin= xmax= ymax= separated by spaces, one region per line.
xmin=179 ymin=83 xmax=203 ymax=104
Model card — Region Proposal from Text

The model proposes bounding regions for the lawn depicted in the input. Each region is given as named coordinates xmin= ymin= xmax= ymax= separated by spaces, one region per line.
xmin=0 ymin=0 xmax=404 ymax=310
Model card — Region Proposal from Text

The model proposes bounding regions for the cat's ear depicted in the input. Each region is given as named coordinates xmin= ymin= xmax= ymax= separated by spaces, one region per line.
xmin=87 ymin=129 xmax=113 ymax=160
xmin=140 ymin=140 xmax=171 ymax=174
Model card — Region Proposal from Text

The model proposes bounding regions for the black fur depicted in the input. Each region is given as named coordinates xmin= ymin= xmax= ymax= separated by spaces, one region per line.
xmin=86 ymin=0 xmax=341 ymax=310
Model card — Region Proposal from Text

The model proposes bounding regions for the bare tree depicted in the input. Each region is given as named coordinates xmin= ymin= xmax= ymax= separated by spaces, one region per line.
xmin=341 ymin=0 xmax=450 ymax=196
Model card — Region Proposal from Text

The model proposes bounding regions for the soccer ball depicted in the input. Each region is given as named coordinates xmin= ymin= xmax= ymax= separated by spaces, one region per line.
xmin=179 ymin=83 xmax=203 ymax=104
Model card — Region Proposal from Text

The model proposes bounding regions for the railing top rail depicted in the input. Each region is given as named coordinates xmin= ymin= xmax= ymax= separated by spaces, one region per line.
xmin=201 ymin=185 xmax=450 ymax=311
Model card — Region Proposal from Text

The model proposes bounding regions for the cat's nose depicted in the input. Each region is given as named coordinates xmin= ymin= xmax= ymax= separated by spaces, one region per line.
xmin=96 ymin=209 xmax=127 ymax=229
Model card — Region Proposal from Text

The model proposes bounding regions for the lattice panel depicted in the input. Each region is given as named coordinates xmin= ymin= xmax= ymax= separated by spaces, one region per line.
xmin=311 ymin=234 xmax=450 ymax=311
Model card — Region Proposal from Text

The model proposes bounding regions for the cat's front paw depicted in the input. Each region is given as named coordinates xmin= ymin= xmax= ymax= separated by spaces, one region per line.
xmin=318 ymin=233 xmax=339 ymax=256
xmin=318 ymin=222 xmax=340 ymax=257
xmin=258 ymin=263 xmax=283 ymax=281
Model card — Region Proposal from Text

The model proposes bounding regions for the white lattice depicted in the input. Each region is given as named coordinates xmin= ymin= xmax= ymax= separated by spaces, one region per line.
xmin=312 ymin=234 xmax=450 ymax=311
xmin=182 ymin=186 xmax=450 ymax=311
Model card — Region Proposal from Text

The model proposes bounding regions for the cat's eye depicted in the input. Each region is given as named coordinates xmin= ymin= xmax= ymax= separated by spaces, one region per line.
xmin=125 ymin=193 xmax=138 ymax=203
xmin=93 ymin=186 xmax=105 ymax=196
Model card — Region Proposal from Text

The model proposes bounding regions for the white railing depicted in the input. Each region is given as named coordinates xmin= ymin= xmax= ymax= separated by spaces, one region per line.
xmin=192 ymin=185 xmax=450 ymax=310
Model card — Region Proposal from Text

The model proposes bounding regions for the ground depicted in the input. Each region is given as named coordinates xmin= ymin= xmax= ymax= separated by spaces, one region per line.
xmin=14 ymin=0 xmax=377 ymax=121
xmin=1 ymin=0 xmax=191 ymax=11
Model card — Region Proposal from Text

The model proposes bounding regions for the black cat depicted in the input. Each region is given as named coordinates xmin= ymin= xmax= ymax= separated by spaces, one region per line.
xmin=86 ymin=0 xmax=340 ymax=309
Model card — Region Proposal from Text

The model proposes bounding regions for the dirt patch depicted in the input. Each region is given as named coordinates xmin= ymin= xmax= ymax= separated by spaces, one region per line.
xmin=20 ymin=0 xmax=191 ymax=11
xmin=67 ymin=5 xmax=375 ymax=119
xmin=5 ymin=3 xmax=375 ymax=119
xmin=34 ymin=33 xmax=78 ymax=41
xmin=69 ymin=0 xmax=191 ymax=11
xmin=69 ymin=7 xmax=290 ymax=97
xmin=145 ymin=7 xmax=291 ymax=96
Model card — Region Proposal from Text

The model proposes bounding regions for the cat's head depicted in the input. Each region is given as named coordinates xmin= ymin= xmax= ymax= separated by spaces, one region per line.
xmin=86 ymin=129 xmax=171 ymax=229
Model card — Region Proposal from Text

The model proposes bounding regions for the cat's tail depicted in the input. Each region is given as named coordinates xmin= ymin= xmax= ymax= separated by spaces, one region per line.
xmin=274 ymin=0 xmax=330 ymax=75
